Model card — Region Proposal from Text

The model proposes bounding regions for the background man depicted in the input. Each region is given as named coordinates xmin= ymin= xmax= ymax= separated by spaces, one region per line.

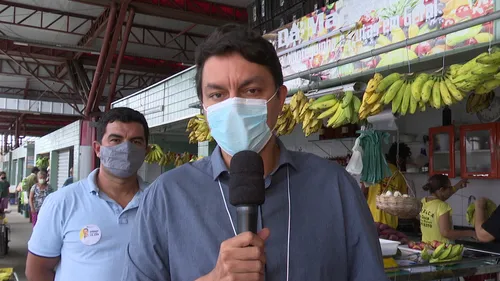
xmin=26 ymin=107 xmax=149 ymax=281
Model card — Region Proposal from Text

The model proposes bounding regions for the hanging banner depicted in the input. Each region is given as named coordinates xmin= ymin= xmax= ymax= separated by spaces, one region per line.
xmin=267 ymin=0 xmax=495 ymax=82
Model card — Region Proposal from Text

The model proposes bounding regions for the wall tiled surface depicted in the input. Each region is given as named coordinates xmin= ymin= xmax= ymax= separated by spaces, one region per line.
xmin=112 ymin=67 xmax=199 ymax=128
xmin=11 ymin=146 xmax=27 ymax=159
xmin=280 ymin=102 xmax=500 ymax=227
xmin=34 ymin=121 xmax=80 ymax=156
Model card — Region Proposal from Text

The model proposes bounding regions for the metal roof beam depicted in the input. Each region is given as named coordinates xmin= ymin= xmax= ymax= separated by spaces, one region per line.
xmin=0 ymin=86 xmax=90 ymax=104
xmin=0 ymin=0 xmax=207 ymax=50
xmin=71 ymin=0 xmax=246 ymax=26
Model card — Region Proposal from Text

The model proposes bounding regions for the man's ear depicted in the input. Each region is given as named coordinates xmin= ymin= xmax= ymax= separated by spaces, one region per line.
xmin=278 ymin=85 xmax=288 ymax=106
xmin=92 ymin=141 xmax=101 ymax=158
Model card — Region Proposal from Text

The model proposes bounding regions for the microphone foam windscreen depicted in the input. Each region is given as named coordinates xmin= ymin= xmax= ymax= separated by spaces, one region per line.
xmin=229 ymin=150 xmax=265 ymax=206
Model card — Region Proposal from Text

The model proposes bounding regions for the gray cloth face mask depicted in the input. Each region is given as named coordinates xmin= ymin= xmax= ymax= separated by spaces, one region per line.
xmin=99 ymin=141 xmax=146 ymax=178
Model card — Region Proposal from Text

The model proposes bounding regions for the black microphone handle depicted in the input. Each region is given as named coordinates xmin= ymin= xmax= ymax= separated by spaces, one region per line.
xmin=236 ymin=205 xmax=259 ymax=234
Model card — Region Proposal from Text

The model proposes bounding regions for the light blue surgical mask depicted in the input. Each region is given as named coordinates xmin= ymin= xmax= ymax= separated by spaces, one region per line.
xmin=206 ymin=90 xmax=278 ymax=156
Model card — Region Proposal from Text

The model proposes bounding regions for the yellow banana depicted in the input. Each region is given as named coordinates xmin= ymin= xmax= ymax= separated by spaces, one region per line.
xmin=432 ymin=79 xmax=442 ymax=108
xmin=440 ymin=80 xmax=453 ymax=106
xmin=421 ymin=78 xmax=435 ymax=103
xmin=317 ymin=103 xmax=340 ymax=119
xmin=444 ymin=78 xmax=463 ymax=102
xmin=400 ymin=83 xmax=411 ymax=115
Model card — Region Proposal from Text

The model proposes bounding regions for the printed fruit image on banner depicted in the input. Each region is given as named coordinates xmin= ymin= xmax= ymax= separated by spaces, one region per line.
xmin=268 ymin=0 xmax=495 ymax=80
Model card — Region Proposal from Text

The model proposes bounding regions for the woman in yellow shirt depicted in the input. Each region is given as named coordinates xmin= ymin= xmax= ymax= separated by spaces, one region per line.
xmin=366 ymin=142 xmax=410 ymax=229
xmin=420 ymin=174 xmax=475 ymax=243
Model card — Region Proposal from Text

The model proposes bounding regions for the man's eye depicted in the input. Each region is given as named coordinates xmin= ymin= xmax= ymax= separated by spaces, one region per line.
xmin=247 ymin=88 xmax=260 ymax=95
xmin=209 ymin=93 xmax=223 ymax=99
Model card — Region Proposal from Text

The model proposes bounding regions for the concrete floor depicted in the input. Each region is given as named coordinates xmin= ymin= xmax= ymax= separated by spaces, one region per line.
xmin=0 ymin=205 xmax=31 ymax=281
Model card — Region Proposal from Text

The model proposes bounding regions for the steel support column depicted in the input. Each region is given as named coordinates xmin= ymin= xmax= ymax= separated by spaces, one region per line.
xmin=106 ymin=7 xmax=135 ymax=111
xmin=93 ymin=0 xmax=131 ymax=113
xmin=85 ymin=2 xmax=117 ymax=117
xmin=2 ymin=134 xmax=7 ymax=154
xmin=14 ymin=119 xmax=19 ymax=149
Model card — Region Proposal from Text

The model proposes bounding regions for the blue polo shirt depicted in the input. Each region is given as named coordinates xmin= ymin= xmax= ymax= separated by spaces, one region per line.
xmin=28 ymin=169 xmax=148 ymax=281
xmin=121 ymin=139 xmax=388 ymax=281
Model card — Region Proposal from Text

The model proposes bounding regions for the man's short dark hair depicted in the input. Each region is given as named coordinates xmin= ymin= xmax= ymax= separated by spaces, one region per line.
xmin=194 ymin=24 xmax=283 ymax=101
xmin=96 ymin=107 xmax=149 ymax=143
xmin=31 ymin=167 xmax=40 ymax=174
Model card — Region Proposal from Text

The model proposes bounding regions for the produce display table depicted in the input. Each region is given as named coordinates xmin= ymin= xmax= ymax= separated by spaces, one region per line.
xmin=386 ymin=251 xmax=500 ymax=280
xmin=0 ymin=268 xmax=19 ymax=281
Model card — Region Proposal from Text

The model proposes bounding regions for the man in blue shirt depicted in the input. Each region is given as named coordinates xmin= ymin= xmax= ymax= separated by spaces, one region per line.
xmin=61 ymin=167 xmax=73 ymax=188
xmin=26 ymin=107 xmax=150 ymax=281
xmin=122 ymin=24 xmax=387 ymax=281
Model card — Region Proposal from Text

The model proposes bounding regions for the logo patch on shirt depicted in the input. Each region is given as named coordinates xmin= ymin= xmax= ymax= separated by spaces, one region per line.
xmin=79 ymin=224 xmax=101 ymax=246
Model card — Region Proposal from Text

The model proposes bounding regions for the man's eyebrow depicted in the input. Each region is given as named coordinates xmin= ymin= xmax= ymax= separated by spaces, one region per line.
xmin=107 ymin=134 xmax=124 ymax=139
xmin=239 ymin=76 xmax=265 ymax=89
xmin=130 ymin=136 xmax=146 ymax=141
xmin=204 ymin=76 xmax=265 ymax=91
xmin=205 ymin=83 xmax=225 ymax=90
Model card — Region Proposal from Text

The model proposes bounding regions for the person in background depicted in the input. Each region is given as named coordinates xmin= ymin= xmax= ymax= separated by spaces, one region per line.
xmin=121 ymin=24 xmax=387 ymax=281
xmin=28 ymin=170 xmax=53 ymax=227
xmin=61 ymin=168 xmax=73 ymax=188
xmin=26 ymin=107 xmax=149 ymax=281
xmin=0 ymin=171 xmax=10 ymax=215
xmin=474 ymin=197 xmax=500 ymax=242
xmin=420 ymin=174 xmax=474 ymax=243
xmin=19 ymin=167 xmax=40 ymax=218
xmin=365 ymin=142 xmax=411 ymax=229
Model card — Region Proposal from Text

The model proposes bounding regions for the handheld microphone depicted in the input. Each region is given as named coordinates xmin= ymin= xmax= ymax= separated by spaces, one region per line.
xmin=229 ymin=150 xmax=265 ymax=234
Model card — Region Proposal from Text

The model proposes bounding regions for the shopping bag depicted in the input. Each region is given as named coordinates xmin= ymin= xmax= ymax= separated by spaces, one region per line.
xmin=346 ymin=137 xmax=364 ymax=175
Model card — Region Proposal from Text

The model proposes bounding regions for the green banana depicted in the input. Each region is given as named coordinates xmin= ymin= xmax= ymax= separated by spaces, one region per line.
xmin=456 ymin=52 xmax=488 ymax=76
xmin=411 ymin=73 xmax=429 ymax=101
xmin=421 ymin=78 xmax=435 ymax=103
xmin=400 ymin=83 xmax=411 ymax=115
xmin=375 ymin=73 xmax=401 ymax=93
xmin=342 ymin=91 xmax=354 ymax=108
xmin=432 ymin=78 xmax=442 ymax=108
xmin=310 ymin=94 xmax=335 ymax=105
xmin=471 ymin=64 xmax=499 ymax=76
xmin=440 ymin=80 xmax=453 ymax=106
xmin=309 ymin=99 xmax=338 ymax=110
xmin=444 ymin=78 xmax=463 ymax=101
xmin=352 ymin=96 xmax=361 ymax=112
xmin=477 ymin=51 xmax=500 ymax=65
xmin=392 ymin=82 xmax=407 ymax=114
xmin=317 ymin=103 xmax=340 ymax=119
xmin=383 ymin=79 xmax=404 ymax=104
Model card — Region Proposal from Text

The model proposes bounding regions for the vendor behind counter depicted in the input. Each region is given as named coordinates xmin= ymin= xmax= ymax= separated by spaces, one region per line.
xmin=365 ymin=142 xmax=410 ymax=229
xmin=420 ymin=174 xmax=475 ymax=244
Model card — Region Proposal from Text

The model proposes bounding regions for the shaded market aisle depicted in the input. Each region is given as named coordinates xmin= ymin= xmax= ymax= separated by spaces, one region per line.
xmin=1 ymin=205 xmax=31 ymax=281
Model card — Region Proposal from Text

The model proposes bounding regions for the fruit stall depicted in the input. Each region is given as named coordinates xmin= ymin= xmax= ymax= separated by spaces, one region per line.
xmin=258 ymin=0 xmax=500 ymax=279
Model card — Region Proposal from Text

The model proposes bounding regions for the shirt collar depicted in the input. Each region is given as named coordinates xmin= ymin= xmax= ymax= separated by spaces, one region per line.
xmin=210 ymin=137 xmax=297 ymax=180
xmin=86 ymin=168 xmax=148 ymax=194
